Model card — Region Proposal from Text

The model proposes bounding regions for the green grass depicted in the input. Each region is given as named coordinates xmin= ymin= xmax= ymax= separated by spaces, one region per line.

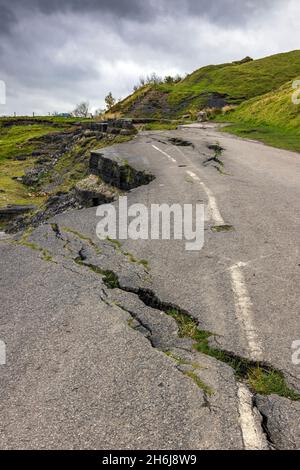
xmin=113 ymin=50 xmax=300 ymax=153
xmin=164 ymin=351 xmax=213 ymax=395
xmin=62 ymin=227 xmax=101 ymax=254
xmin=0 ymin=123 xmax=65 ymax=161
xmin=142 ymin=122 xmax=179 ymax=131
xmin=222 ymin=123 xmax=300 ymax=153
xmin=166 ymin=51 xmax=300 ymax=111
xmin=0 ymin=117 xmax=134 ymax=213
xmin=184 ymin=370 xmax=214 ymax=396
xmin=42 ymin=134 xmax=132 ymax=194
xmin=0 ymin=123 xmax=66 ymax=207
xmin=75 ymin=259 xmax=120 ymax=289
xmin=167 ymin=309 xmax=300 ymax=400
xmin=248 ymin=367 xmax=300 ymax=400
xmin=106 ymin=236 xmax=123 ymax=248
xmin=113 ymin=85 xmax=152 ymax=113
xmin=7 ymin=228 xmax=57 ymax=263
xmin=0 ymin=116 xmax=92 ymax=126
xmin=217 ymin=78 xmax=300 ymax=152
xmin=211 ymin=225 xmax=234 ymax=233
xmin=114 ymin=50 xmax=300 ymax=118
xmin=106 ymin=237 xmax=150 ymax=270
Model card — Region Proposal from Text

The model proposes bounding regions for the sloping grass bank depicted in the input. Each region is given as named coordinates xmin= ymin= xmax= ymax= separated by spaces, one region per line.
xmin=113 ymin=50 xmax=300 ymax=119
xmin=218 ymin=78 xmax=300 ymax=153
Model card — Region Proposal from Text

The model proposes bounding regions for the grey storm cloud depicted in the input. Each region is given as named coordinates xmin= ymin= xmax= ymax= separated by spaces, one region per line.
xmin=0 ymin=3 xmax=16 ymax=34
xmin=0 ymin=0 xmax=156 ymax=32
xmin=0 ymin=0 xmax=298 ymax=115
xmin=0 ymin=0 xmax=285 ymax=33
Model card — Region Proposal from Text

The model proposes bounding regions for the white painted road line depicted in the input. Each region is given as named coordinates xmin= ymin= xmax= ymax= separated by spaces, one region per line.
xmin=152 ymin=145 xmax=177 ymax=163
xmin=186 ymin=170 xmax=200 ymax=182
xmin=229 ymin=263 xmax=263 ymax=362
xmin=237 ymin=383 xmax=268 ymax=450
xmin=186 ymin=170 xmax=225 ymax=225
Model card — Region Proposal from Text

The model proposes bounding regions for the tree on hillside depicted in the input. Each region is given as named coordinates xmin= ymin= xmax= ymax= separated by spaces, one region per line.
xmin=72 ymin=101 xmax=90 ymax=118
xmin=164 ymin=75 xmax=175 ymax=84
xmin=105 ymin=92 xmax=116 ymax=111
xmin=146 ymin=73 xmax=162 ymax=85
xmin=164 ymin=74 xmax=182 ymax=84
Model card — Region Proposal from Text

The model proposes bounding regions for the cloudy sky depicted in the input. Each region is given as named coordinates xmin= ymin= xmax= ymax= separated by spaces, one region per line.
xmin=0 ymin=0 xmax=299 ymax=116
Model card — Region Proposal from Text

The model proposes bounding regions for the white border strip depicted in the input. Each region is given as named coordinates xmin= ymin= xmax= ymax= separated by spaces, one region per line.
xmin=229 ymin=263 xmax=263 ymax=361
xmin=186 ymin=171 xmax=225 ymax=225
xmin=152 ymin=145 xmax=177 ymax=163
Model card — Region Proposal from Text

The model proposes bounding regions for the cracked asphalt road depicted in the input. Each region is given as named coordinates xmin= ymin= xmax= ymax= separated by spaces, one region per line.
xmin=0 ymin=125 xmax=299 ymax=449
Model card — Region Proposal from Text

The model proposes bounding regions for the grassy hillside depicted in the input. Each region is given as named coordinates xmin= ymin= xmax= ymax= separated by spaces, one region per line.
xmin=0 ymin=122 xmax=67 ymax=208
xmin=0 ymin=118 xmax=130 ymax=214
xmin=112 ymin=50 xmax=300 ymax=119
xmin=218 ymin=79 xmax=300 ymax=152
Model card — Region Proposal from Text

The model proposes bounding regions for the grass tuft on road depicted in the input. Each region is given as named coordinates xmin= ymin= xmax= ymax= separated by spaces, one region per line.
xmin=167 ymin=309 xmax=300 ymax=400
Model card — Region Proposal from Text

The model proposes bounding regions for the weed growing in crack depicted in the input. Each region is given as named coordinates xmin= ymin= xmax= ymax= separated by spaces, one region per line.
xmin=168 ymin=309 xmax=210 ymax=341
xmin=106 ymin=237 xmax=150 ymax=271
xmin=166 ymin=309 xmax=300 ymax=400
xmin=184 ymin=371 xmax=214 ymax=396
xmin=101 ymin=270 xmax=120 ymax=289
xmin=139 ymin=259 xmax=149 ymax=269
xmin=127 ymin=318 xmax=137 ymax=329
xmin=164 ymin=351 xmax=212 ymax=395
xmin=123 ymin=252 xmax=149 ymax=270
xmin=42 ymin=253 xmax=55 ymax=262
xmin=75 ymin=258 xmax=120 ymax=289
xmin=208 ymin=142 xmax=224 ymax=156
xmin=62 ymin=227 xmax=101 ymax=254
xmin=211 ymin=225 xmax=234 ymax=233
xmin=106 ymin=236 xmax=122 ymax=248
xmin=9 ymin=229 xmax=57 ymax=264
xmin=165 ymin=350 xmax=189 ymax=366
xmin=248 ymin=367 xmax=300 ymax=401
xmin=67 ymin=254 xmax=300 ymax=402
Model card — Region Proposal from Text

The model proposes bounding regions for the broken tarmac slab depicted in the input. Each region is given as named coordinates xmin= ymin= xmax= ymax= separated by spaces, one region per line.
xmin=0 ymin=236 xmax=245 ymax=450
xmin=1 ymin=245 xmax=207 ymax=450
xmin=89 ymin=148 xmax=154 ymax=191
xmin=2 ymin=209 xmax=299 ymax=449
xmin=255 ymin=394 xmax=300 ymax=449
xmin=2 ymin=220 xmax=293 ymax=450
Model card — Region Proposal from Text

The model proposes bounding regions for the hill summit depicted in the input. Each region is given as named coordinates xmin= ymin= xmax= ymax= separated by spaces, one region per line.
xmin=111 ymin=50 xmax=300 ymax=119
